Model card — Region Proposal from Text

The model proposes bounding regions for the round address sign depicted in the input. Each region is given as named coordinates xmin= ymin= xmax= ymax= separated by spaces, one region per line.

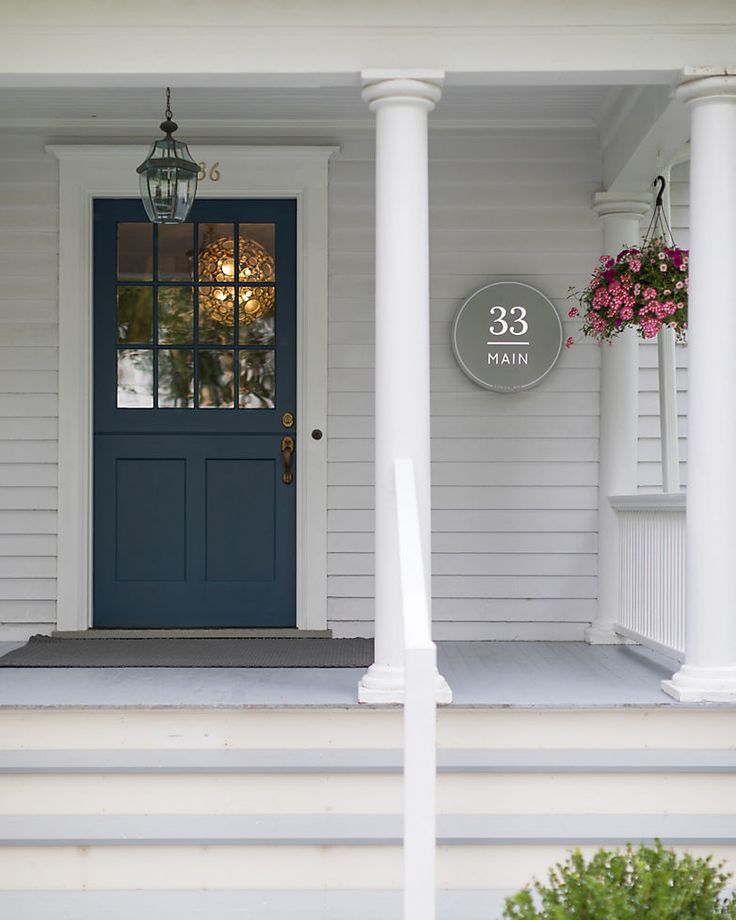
xmin=451 ymin=281 xmax=563 ymax=394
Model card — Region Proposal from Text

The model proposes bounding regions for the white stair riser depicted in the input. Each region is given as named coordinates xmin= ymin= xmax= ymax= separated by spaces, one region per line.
xmin=1 ymin=844 xmax=735 ymax=891
xmin=0 ymin=771 xmax=735 ymax=815
xmin=1 ymin=708 xmax=736 ymax=750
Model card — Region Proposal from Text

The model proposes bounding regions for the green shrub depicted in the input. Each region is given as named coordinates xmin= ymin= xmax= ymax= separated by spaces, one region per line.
xmin=503 ymin=841 xmax=736 ymax=919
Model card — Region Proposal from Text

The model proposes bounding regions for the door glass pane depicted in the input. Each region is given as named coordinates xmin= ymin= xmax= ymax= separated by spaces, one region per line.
xmin=239 ymin=349 xmax=275 ymax=408
xmin=158 ymin=349 xmax=194 ymax=408
xmin=199 ymin=286 xmax=234 ymax=343
xmin=239 ymin=286 xmax=275 ymax=345
xmin=117 ymin=349 xmax=153 ymax=407
xmin=199 ymin=350 xmax=235 ymax=408
xmin=117 ymin=224 xmax=153 ymax=281
xmin=239 ymin=224 xmax=276 ymax=281
xmin=198 ymin=223 xmax=235 ymax=283
xmin=117 ymin=287 xmax=153 ymax=344
xmin=158 ymin=286 xmax=194 ymax=344
xmin=158 ymin=224 xmax=193 ymax=281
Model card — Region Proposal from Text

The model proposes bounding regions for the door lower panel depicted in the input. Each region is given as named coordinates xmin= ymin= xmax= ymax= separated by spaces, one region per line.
xmin=94 ymin=435 xmax=295 ymax=628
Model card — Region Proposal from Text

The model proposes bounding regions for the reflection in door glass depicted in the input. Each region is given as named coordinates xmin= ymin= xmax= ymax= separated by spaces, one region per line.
xmin=199 ymin=350 xmax=234 ymax=408
xmin=158 ymin=287 xmax=194 ymax=344
xmin=158 ymin=349 xmax=194 ymax=408
xmin=198 ymin=224 xmax=235 ymax=282
xmin=238 ymin=286 xmax=275 ymax=344
xmin=239 ymin=225 xmax=276 ymax=281
xmin=158 ymin=223 xmax=193 ymax=281
xmin=239 ymin=350 xmax=275 ymax=408
xmin=117 ymin=349 xmax=153 ymax=408
xmin=199 ymin=286 xmax=235 ymax=344
xmin=117 ymin=224 xmax=153 ymax=281
xmin=117 ymin=287 xmax=153 ymax=344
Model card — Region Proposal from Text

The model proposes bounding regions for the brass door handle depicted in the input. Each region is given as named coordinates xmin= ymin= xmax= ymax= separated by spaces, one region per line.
xmin=281 ymin=436 xmax=294 ymax=484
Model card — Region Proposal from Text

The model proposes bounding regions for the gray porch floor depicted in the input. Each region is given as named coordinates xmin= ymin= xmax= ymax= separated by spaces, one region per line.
xmin=0 ymin=640 xmax=708 ymax=709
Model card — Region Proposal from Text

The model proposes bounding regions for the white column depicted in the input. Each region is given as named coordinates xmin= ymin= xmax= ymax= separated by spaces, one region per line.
xmin=358 ymin=71 xmax=451 ymax=704
xmin=586 ymin=193 xmax=651 ymax=644
xmin=663 ymin=71 xmax=736 ymax=701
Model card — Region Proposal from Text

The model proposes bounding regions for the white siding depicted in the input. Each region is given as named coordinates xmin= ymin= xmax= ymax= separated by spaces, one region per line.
xmin=0 ymin=134 xmax=58 ymax=639
xmin=327 ymin=127 xmax=603 ymax=639
xmin=637 ymin=160 xmax=689 ymax=493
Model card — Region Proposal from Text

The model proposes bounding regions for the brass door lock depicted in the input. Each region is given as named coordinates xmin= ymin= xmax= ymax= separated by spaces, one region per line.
xmin=281 ymin=411 xmax=294 ymax=429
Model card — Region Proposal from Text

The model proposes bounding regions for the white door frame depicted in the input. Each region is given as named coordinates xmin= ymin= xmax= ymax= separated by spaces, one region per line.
xmin=49 ymin=144 xmax=335 ymax=632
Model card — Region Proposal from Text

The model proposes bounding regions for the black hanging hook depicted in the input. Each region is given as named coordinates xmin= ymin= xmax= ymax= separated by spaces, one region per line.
xmin=653 ymin=174 xmax=666 ymax=209
xmin=643 ymin=174 xmax=674 ymax=246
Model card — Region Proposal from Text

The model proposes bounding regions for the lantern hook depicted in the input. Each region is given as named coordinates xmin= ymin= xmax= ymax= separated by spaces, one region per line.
xmin=160 ymin=86 xmax=178 ymax=137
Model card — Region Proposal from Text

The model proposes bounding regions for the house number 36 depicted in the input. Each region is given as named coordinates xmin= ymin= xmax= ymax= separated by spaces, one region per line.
xmin=197 ymin=161 xmax=221 ymax=182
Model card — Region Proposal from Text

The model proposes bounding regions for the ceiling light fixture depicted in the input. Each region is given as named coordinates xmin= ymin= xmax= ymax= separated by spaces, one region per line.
xmin=137 ymin=87 xmax=198 ymax=224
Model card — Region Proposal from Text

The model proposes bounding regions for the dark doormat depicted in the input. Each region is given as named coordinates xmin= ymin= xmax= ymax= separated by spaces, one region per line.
xmin=0 ymin=636 xmax=374 ymax=668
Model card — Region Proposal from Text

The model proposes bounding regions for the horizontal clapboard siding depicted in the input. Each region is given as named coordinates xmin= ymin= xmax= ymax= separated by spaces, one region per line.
xmin=637 ymin=161 xmax=689 ymax=492
xmin=327 ymin=128 xmax=603 ymax=639
xmin=0 ymin=135 xmax=58 ymax=639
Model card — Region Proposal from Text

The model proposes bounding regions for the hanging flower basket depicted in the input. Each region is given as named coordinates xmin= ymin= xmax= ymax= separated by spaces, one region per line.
xmin=568 ymin=176 xmax=688 ymax=344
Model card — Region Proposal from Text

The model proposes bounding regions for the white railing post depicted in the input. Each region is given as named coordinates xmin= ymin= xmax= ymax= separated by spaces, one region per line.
xmin=394 ymin=458 xmax=439 ymax=920
xmin=404 ymin=642 xmax=438 ymax=920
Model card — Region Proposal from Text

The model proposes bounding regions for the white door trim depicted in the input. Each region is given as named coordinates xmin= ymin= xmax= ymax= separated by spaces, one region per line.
xmin=49 ymin=144 xmax=335 ymax=632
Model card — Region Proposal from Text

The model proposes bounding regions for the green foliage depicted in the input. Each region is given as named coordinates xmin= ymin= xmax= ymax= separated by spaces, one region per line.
xmin=503 ymin=841 xmax=736 ymax=919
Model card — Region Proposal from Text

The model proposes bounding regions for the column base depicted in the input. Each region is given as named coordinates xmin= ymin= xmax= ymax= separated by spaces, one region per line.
xmin=584 ymin=623 xmax=628 ymax=645
xmin=662 ymin=664 xmax=736 ymax=702
xmin=358 ymin=662 xmax=453 ymax=704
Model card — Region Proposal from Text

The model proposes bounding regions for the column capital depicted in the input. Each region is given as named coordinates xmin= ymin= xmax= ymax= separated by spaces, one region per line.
xmin=592 ymin=191 xmax=651 ymax=220
xmin=677 ymin=69 xmax=736 ymax=105
xmin=361 ymin=70 xmax=444 ymax=110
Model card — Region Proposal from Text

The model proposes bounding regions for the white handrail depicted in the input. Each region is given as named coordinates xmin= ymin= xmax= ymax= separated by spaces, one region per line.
xmin=394 ymin=457 xmax=437 ymax=920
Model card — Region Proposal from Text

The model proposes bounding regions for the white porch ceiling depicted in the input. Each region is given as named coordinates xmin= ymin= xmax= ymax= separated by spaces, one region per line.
xmin=0 ymin=84 xmax=624 ymax=128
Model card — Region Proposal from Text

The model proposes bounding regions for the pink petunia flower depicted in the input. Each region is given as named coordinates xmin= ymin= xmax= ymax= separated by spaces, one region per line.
xmin=565 ymin=336 xmax=574 ymax=349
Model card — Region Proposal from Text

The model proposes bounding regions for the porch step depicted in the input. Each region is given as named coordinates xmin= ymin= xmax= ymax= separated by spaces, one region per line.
xmin=0 ymin=707 xmax=734 ymax=917
xmin=1 ymin=747 xmax=735 ymax=773
xmin=2 ymin=813 xmax=735 ymax=846
xmin=0 ymin=889 xmax=513 ymax=920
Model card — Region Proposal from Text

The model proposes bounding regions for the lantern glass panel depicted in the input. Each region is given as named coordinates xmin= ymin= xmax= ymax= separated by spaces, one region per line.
xmin=138 ymin=138 xmax=198 ymax=225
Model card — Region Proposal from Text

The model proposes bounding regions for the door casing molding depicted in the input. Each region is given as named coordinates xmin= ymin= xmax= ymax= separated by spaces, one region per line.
xmin=49 ymin=144 xmax=336 ymax=632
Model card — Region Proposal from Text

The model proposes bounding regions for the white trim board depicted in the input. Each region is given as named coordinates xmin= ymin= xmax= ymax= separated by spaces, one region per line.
xmin=49 ymin=144 xmax=336 ymax=633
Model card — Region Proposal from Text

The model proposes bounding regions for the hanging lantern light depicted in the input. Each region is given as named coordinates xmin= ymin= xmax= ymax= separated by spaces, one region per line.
xmin=137 ymin=87 xmax=198 ymax=224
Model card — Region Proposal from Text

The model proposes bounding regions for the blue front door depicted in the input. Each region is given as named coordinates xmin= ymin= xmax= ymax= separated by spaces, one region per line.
xmin=93 ymin=199 xmax=297 ymax=628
